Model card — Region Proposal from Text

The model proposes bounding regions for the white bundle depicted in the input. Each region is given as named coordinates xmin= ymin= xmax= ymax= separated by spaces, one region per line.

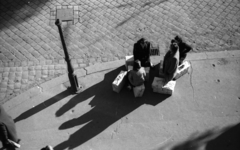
xmin=152 ymin=77 xmax=176 ymax=95
xmin=112 ymin=71 xmax=128 ymax=93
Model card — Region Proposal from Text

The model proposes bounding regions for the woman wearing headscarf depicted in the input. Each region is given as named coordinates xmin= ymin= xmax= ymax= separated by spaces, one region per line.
xmin=0 ymin=105 xmax=20 ymax=148
xmin=163 ymin=41 xmax=180 ymax=83
xmin=174 ymin=36 xmax=192 ymax=65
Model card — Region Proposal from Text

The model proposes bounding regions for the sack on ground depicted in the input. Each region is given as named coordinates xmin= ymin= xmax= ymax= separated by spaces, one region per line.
xmin=152 ymin=77 xmax=176 ymax=95
xmin=175 ymin=61 xmax=190 ymax=80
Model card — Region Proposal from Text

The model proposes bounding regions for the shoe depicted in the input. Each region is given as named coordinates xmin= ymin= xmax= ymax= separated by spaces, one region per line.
xmin=46 ymin=145 xmax=53 ymax=150
xmin=8 ymin=139 xmax=21 ymax=148
xmin=42 ymin=145 xmax=53 ymax=150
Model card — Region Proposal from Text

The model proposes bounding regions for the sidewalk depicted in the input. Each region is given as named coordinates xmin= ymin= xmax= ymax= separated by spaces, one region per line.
xmin=1 ymin=51 xmax=240 ymax=150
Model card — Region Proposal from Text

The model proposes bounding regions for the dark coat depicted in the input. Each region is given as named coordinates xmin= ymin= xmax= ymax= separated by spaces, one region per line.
xmin=0 ymin=105 xmax=18 ymax=142
xmin=163 ymin=50 xmax=179 ymax=81
xmin=133 ymin=39 xmax=151 ymax=67
xmin=178 ymin=42 xmax=192 ymax=59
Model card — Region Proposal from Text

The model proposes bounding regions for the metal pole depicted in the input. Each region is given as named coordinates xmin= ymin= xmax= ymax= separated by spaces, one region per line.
xmin=55 ymin=19 xmax=81 ymax=93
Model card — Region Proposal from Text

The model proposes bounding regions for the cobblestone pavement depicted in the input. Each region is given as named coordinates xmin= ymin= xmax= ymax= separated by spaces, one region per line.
xmin=0 ymin=0 xmax=240 ymax=103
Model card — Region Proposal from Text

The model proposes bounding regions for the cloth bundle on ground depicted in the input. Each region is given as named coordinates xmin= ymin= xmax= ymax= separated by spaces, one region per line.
xmin=112 ymin=71 xmax=128 ymax=93
xmin=152 ymin=77 xmax=176 ymax=95
xmin=175 ymin=61 xmax=191 ymax=80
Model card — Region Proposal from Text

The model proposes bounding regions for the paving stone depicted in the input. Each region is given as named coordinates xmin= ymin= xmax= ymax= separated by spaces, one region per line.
xmin=22 ymin=72 xmax=28 ymax=79
xmin=0 ymin=88 xmax=7 ymax=92
xmin=29 ymin=71 xmax=35 ymax=76
xmin=15 ymin=72 xmax=22 ymax=77
xmin=13 ymin=89 xmax=20 ymax=93
xmin=48 ymin=65 xmax=55 ymax=70
xmin=0 ymin=93 xmax=6 ymax=100
xmin=7 ymin=84 xmax=14 ymax=90
xmin=28 ymin=76 xmax=35 ymax=81
xmin=49 ymin=70 xmax=55 ymax=76
xmin=2 ymin=72 xmax=9 ymax=78
xmin=42 ymin=70 xmax=48 ymax=75
xmin=21 ymin=84 xmax=28 ymax=90
xmin=15 ymin=67 xmax=22 ymax=72
xmin=36 ymin=70 xmax=42 ymax=77
xmin=0 ymin=68 xmax=4 ymax=73
xmin=0 ymin=82 xmax=8 ymax=88
xmin=35 ymin=66 xmax=42 ymax=70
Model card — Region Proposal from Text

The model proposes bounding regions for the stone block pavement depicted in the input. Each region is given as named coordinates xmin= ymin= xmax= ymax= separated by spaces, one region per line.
xmin=0 ymin=0 xmax=240 ymax=103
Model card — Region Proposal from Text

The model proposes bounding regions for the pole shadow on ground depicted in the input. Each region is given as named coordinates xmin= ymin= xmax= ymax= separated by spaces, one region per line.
xmin=14 ymin=90 xmax=71 ymax=123
xmin=54 ymin=64 xmax=170 ymax=150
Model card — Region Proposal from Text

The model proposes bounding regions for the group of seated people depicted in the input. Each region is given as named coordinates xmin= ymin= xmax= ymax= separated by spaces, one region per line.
xmin=128 ymin=36 xmax=192 ymax=89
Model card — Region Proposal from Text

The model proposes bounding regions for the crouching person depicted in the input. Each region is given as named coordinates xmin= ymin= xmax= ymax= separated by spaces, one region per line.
xmin=163 ymin=41 xmax=179 ymax=83
xmin=0 ymin=105 xmax=21 ymax=149
xmin=127 ymin=60 xmax=146 ymax=90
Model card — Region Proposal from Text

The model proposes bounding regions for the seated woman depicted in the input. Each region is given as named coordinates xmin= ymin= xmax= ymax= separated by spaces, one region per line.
xmin=174 ymin=36 xmax=192 ymax=65
xmin=128 ymin=60 xmax=146 ymax=89
xmin=163 ymin=41 xmax=179 ymax=82
xmin=133 ymin=38 xmax=152 ymax=67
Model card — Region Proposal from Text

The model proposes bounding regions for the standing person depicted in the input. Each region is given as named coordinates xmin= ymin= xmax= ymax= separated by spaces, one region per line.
xmin=174 ymin=36 xmax=192 ymax=65
xmin=128 ymin=60 xmax=146 ymax=89
xmin=0 ymin=105 xmax=20 ymax=148
xmin=133 ymin=38 xmax=153 ymax=68
xmin=163 ymin=41 xmax=180 ymax=82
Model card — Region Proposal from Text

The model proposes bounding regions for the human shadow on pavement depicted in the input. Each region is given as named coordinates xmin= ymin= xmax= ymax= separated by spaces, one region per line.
xmin=14 ymin=90 xmax=70 ymax=123
xmin=158 ymin=123 xmax=240 ymax=150
xmin=54 ymin=65 xmax=170 ymax=150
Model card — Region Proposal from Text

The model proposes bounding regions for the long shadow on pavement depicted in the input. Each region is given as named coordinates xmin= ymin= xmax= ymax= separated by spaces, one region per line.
xmin=14 ymin=90 xmax=70 ymax=123
xmin=54 ymin=65 xmax=170 ymax=150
